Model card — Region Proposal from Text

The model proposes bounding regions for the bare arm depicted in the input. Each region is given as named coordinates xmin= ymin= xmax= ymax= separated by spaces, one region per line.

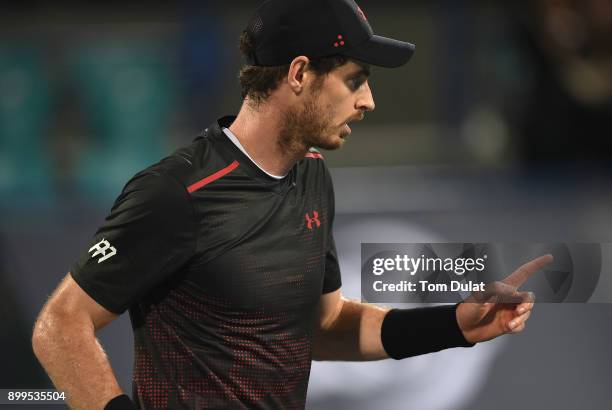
xmin=312 ymin=289 xmax=390 ymax=361
xmin=312 ymin=256 xmax=551 ymax=362
xmin=32 ymin=273 xmax=124 ymax=410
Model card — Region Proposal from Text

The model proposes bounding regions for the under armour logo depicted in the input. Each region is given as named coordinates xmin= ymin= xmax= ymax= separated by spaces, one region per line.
xmin=88 ymin=238 xmax=117 ymax=263
xmin=305 ymin=211 xmax=321 ymax=230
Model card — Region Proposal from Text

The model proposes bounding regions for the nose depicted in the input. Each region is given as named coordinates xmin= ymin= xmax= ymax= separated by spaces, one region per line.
xmin=357 ymin=81 xmax=375 ymax=112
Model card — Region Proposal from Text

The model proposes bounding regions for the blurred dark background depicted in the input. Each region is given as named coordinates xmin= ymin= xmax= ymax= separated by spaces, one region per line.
xmin=1 ymin=1 xmax=612 ymax=409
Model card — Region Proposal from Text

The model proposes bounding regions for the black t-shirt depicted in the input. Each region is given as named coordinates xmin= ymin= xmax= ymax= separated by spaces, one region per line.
xmin=71 ymin=116 xmax=342 ymax=409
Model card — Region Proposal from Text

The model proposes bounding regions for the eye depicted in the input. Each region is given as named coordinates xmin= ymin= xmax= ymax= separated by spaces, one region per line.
xmin=348 ymin=77 xmax=365 ymax=91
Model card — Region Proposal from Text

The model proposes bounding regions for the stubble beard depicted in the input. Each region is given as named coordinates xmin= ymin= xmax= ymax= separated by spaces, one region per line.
xmin=278 ymin=93 xmax=344 ymax=154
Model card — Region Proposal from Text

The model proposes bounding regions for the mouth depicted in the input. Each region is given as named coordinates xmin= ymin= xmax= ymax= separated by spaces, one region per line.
xmin=340 ymin=113 xmax=364 ymax=138
xmin=340 ymin=123 xmax=351 ymax=138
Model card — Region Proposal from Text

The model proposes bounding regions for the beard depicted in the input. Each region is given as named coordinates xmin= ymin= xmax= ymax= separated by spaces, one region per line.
xmin=278 ymin=92 xmax=346 ymax=153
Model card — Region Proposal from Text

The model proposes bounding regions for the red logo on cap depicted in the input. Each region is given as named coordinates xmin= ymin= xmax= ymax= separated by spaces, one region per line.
xmin=357 ymin=5 xmax=367 ymax=21
xmin=334 ymin=34 xmax=345 ymax=48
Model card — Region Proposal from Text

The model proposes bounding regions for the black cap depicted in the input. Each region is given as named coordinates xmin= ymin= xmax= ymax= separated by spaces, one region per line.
xmin=245 ymin=0 xmax=415 ymax=68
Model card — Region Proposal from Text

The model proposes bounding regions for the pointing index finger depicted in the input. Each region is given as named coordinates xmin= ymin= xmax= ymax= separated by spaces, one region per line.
xmin=502 ymin=254 xmax=554 ymax=289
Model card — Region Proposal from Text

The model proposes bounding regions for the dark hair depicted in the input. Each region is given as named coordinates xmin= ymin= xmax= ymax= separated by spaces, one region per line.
xmin=238 ymin=31 xmax=349 ymax=103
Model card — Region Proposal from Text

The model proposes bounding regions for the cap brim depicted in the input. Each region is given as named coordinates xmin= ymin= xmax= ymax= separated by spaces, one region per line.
xmin=343 ymin=35 xmax=415 ymax=68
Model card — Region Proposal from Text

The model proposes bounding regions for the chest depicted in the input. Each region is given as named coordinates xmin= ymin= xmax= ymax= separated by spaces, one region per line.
xmin=185 ymin=178 xmax=331 ymax=312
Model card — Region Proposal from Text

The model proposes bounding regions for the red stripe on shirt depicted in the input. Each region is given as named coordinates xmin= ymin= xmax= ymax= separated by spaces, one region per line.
xmin=187 ymin=160 xmax=239 ymax=194
xmin=304 ymin=152 xmax=324 ymax=159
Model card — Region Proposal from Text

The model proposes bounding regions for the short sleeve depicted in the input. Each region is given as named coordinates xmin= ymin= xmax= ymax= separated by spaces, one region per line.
xmin=321 ymin=166 xmax=342 ymax=294
xmin=71 ymin=172 xmax=197 ymax=314
xmin=322 ymin=235 xmax=342 ymax=294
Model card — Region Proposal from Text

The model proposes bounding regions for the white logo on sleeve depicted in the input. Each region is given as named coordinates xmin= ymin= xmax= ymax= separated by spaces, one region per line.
xmin=88 ymin=238 xmax=117 ymax=263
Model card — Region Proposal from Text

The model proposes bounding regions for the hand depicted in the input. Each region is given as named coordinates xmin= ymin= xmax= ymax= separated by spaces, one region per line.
xmin=456 ymin=254 xmax=553 ymax=344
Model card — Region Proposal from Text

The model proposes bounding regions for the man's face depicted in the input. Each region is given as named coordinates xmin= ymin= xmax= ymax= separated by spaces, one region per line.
xmin=279 ymin=60 xmax=375 ymax=151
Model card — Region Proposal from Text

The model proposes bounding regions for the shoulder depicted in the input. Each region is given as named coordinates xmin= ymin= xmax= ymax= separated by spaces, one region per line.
xmin=300 ymin=147 xmax=333 ymax=185
xmin=112 ymin=138 xmax=213 ymax=213
xmin=125 ymin=135 xmax=235 ymax=196
xmin=300 ymin=148 xmax=328 ymax=174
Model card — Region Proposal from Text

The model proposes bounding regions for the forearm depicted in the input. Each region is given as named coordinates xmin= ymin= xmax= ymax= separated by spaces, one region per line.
xmin=32 ymin=310 xmax=123 ymax=410
xmin=313 ymin=299 xmax=390 ymax=361
xmin=312 ymin=301 xmax=474 ymax=361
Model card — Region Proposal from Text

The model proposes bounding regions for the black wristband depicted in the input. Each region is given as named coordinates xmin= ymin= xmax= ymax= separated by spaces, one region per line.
xmin=381 ymin=304 xmax=475 ymax=360
xmin=105 ymin=394 xmax=138 ymax=410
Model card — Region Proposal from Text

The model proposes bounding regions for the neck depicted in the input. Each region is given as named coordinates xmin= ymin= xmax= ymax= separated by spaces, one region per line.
xmin=228 ymin=97 xmax=309 ymax=176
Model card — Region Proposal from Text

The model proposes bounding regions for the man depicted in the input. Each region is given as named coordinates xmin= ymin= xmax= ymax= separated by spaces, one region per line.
xmin=32 ymin=1 xmax=552 ymax=409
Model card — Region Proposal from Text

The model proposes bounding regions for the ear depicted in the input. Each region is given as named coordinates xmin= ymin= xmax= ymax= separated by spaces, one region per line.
xmin=287 ymin=56 xmax=311 ymax=94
